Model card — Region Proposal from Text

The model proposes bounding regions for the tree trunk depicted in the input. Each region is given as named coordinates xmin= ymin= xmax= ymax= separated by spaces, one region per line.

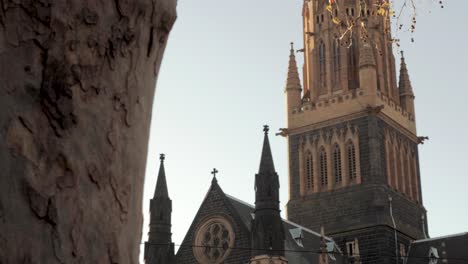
xmin=0 ymin=0 xmax=176 ymax=263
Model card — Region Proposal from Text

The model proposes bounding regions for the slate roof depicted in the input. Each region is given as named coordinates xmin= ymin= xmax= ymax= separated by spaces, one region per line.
xmin=406 ymin=232 xmax=468 ymax=264
xmin=225 ymin=194 xmax=343 ymax=264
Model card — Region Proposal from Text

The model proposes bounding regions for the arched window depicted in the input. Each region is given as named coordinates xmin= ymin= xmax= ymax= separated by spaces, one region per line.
xmin=333 ymin=38 xmax=341 ymax=91
xmin=305 ymin=151 xmax=314 ymax=191
xmin=333 ymin=144 xmax=342 ymax=183
xmin=319 ymin=40 xmax=327 ymax=95
xmin=347 ymin=39 xmax=359 ymax=90
xmin=347 ymin=141 xmax=357 ymax=180
xmin=319 ymin=148 xmax=328 ymax=186
xmin=403 ymin=148 xmax=410 ymax=196
xmin=395 ymin=145 xmax=402 ymax=191
xmin=388 ymin=142 xmax=395 ymax=187
xmin=410 ymin=152 xmax=418 ymax=201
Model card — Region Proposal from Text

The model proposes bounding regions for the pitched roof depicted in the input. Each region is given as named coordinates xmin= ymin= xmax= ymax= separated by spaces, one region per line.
xmin=407 ymin=232 xmax=468 ymax=264
xmin=225 ymin=194 xmax=343 ymax=264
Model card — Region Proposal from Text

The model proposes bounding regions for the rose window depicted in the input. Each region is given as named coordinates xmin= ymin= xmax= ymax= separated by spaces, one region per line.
xmin=194 ymin=217 xmax=235 ymax=264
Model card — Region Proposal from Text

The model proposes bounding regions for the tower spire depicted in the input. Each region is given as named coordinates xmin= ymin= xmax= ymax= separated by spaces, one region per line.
xmin=285 ymin=42 xmax=302 ymax=117
xmin=359 ymin=42 xmax=376 ymax=68
xmin=145 ymin=154 xmax=175 ymax=264
xmin=154 ymin=154 xmax=169 ymax=199
xmin=286 ymin=42 xmax=302 ymax=92
xmin=399 ymin=51 xmax=416 ymax=117
xmin=259 ymin=125 xmax=275 ymax=174
xmin=399 ymin=51 xmax=414 ymax=96
xmin=252 ymin=125 xmax=285 ymax=258
xmin=358 ymin=42 xmax=378 ymax=93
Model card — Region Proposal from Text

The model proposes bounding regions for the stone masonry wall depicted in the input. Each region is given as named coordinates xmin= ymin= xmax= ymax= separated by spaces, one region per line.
xmin=332 ymin=225 xmax=413 ymax=264
xmin=287 ymin=114 xmax=426 ymax=263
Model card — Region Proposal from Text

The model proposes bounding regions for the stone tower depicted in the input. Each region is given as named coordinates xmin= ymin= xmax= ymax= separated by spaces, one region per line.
xmin=250 ymin=125 xmax=287 ymax=263
xmin=144 ymin=154 xmax=175 ymax=264
xmin=285 ymin=1 xmax=426 ymax=263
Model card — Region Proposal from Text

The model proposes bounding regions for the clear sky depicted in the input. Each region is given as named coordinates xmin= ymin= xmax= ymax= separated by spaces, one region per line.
xmin=140 ymin=0 xmax=468 ymax=260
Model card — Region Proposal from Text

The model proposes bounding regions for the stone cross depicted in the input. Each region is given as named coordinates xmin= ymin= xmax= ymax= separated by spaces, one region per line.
xmin=211 ymin=168 xmax=218 ymax=178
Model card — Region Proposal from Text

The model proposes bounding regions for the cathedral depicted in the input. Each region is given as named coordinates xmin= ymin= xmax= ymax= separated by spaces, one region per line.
xmin=144 ymin=0 xmax=467 ymax=263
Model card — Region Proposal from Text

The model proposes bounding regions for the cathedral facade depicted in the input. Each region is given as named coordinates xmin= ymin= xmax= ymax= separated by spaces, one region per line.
xmin=144 ymin=0 xmax=468 ymax=263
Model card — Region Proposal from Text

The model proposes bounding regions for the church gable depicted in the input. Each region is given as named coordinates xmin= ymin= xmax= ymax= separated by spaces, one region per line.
xmin=175 ymin=178 xmax=251 ymax=264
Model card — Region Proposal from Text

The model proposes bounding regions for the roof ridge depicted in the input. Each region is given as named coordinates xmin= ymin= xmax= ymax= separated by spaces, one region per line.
xmin=224 ymin=194 xmax=334 ymax=241
xmin=413 ymin=232 xmax=468 ymax=244
xmin=282 ymin=219 xmax=333 ymax=241
xmin=225 ymin=193 xmax=255 ymax=208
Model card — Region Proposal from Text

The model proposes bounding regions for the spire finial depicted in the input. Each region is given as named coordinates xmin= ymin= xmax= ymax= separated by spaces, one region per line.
xmin=263 ymin=125 xmax=269 ymax=135
xmin=290 ymin=42 xmax=294 ymax=51
xmin=211 ymin=168 xmax=218 ymax=178
xmin=160 ymin=153 xmax=165 ymax=162
xmin=211 ymin=168 xmax=218 ymax=184
xmin=401 ymin=50 xmax=404 ymax=57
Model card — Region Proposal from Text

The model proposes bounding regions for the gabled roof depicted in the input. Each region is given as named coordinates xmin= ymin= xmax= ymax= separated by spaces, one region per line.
xmin=407 ymin=232 xmax=468 ymax=264
xmin=225 ymin=194 xmax=343 ymax=264
xmin=176 ymin=176 xmax=343 ymax=263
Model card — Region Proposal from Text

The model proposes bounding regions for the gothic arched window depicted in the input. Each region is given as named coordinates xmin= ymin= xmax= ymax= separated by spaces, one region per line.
xmin=410 ymin=152 xmax=418 ymax=201
xmin=403 ymin=148 xmax=410 ymax=196
xmin=319 ymin=40 xmax=327 ymax=95
xmin=388 ymin=141 xmax=395 ymax=187
xmin=305 ymin=151 xmax=314 ymax=191
xmin=347 ymin=39 xmax=359 ymax=90
xmin=333 ymin=38 xmax=341 ymax=91
xmin=333 ymin=144 xmax=342 ymax=183
xmin=347 ymin=141 xmax=357 ymax=180
xmin=319 ymin=147 xmax=328 ymax=186
xmin=395 ymin=145 xmax=402 ymax=191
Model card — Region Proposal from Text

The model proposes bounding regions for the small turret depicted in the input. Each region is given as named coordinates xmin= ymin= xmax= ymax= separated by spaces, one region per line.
xmin=359 ymin=42 xmax=378 ymax=94
xmin=399 ymin=51 xmax=415 ymax=118
xmin=144 ymin=154 xmax=175 ymax=264
xmin=285 ymin=42 xmax=302 ymax=116
xmin=251 ymin=125 xmax=285 ymax=260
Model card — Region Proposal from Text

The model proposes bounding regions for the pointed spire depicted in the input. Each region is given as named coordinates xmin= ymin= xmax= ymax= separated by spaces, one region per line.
xmin=154 ymin=154 xmax=169 ymax=199
xmin=285 ymin=42 xmax=302 ymax=92
xmin=146 ymin=154 xmax=174 ymax=264
xmin=252 ymin=125 xmax=284 ymax=257
xmin=359 ymin=42 xmax=376 ymax=68
xmin=399 ymin=51 xmax=413 ymax=96
xmin=259 ymin=125 xmax=276 ymax=174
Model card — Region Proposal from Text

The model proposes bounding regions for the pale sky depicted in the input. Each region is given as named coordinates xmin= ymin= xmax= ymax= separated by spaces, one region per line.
xmin=140 ymin=0 xmax=468 ymax=261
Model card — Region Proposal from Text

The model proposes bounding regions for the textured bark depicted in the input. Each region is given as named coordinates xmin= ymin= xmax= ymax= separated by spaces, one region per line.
xmin=0 ymin=0 xmax=176 ymax=263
